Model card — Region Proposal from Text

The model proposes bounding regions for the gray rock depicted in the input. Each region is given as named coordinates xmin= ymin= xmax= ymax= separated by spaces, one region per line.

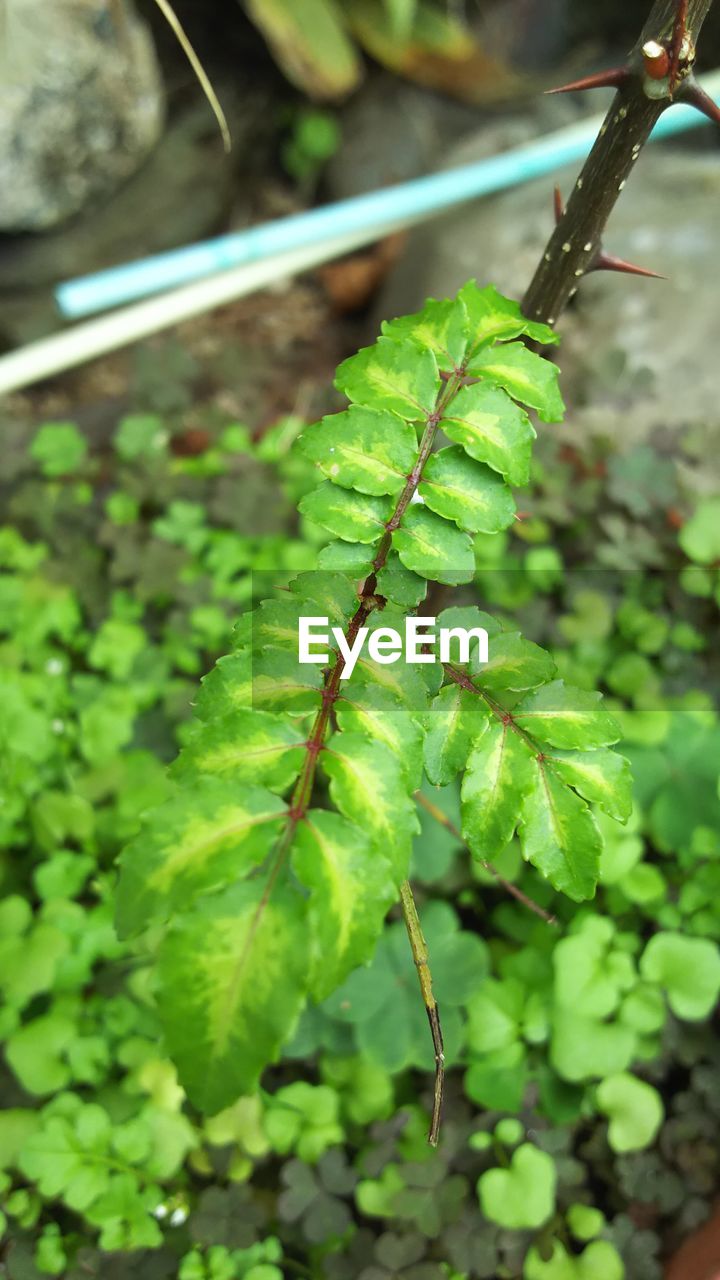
xmin=379 ymin=126 xmax=720 ymax=477
xmin=0 ymin=0 xmax=164 ymax=230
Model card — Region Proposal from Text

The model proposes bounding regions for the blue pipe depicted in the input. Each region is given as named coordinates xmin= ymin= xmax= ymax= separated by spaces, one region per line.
xmin=56 ymin=93 xmax=719 ymax=320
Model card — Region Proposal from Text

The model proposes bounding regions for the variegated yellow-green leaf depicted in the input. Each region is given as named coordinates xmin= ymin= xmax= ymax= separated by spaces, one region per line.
xmin=382 ymin=283 xmax=557 ymax=374
xmin=317 ymin=540 xmax=374 ymax=574
xmin=545 ymin=749 xmax=633 ymax=823
xmin=193 ymin=650 xmax=252 ymax=719
xmin=459 ymin=281 xmax=558 ymax=354
xmin=337 ymin=682 xmax=425 ymax=787
xmin=252 ymin=649 xmax=324 ymax=716
xmin=288 ymin=570 xmax=360 ymax=622
xmin=419 ymin=446 xmax=515 ymax=534
xmin=520 ymin=765 xmax=601 ymax=901
xmin=440 ymin=383 xmax=535 ymax=487
xmin=115 ymin=778 xmax=287 ymax=937
xmin=513 ymin=680 xmax=620 ymax=750
xmin=292 ymin=810 xmax=396 ymax=999
xmin=471 ymin=632 xmax=557 ymax=693
xmin=321 ymin=732 xmax=419 ymax=879
xmin=297 ymin=406 xmax=418 ymax=496
xmin=382 ymin=295 xmax=469 ymax=372
xmin=335 ymin=337 xmax=440 ymax=419
xmin=393 ymin=505 xmax=475 ymax=584
xmin=157 ymin=882 xmax=309 ymax=1113
xmin=376 ymin=552 xmax=427 ymax=608
xmin=461 ymin=721 xmax=535 ymax=857
xmin=424 ymin=683 xmax=490 ymax=786
xmin=299 ymin=482 xmax=392 ymax=544
xmin=468 ymin=341 xmax=564 ymax=423
xmin=174 ymin=708 xmax=305 ymax=793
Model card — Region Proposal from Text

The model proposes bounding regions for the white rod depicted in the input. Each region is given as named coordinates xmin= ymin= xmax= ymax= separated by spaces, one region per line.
xmin=0 ymin=217 xmax=415 ymax=399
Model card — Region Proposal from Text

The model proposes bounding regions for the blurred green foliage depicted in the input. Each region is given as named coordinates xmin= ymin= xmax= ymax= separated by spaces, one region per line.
xmin=1 ymin=410 xmax=719 ymax=1278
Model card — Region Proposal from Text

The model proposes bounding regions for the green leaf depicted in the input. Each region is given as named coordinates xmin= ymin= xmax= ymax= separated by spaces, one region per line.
xmin=30 ymin=423 xmax=88 ymax=476
xmin=18 ymin=1107 xmax=114 ymax=1211
xmin=321 ymin=732 xmax=419 ymax=880
xmin=158 ymin=882 xmax=309 ymax=1113
xmin=461 ymin=721 xmax=535 ymax=857
xmin=243 ymin=0 xmax=362 ymax=99
xmin=640 ymin=932 xmax=720 ymax=1019
xmin=299 ymin=483 xmax=391 ymax=543
xmin=5 ymin=1014 xmax=75 ymax=1095
xmin=596 ymin=1072 xmax=664 ymax=1153
xmin=551 ymin=1008 xmax=635 ymax=1082
xmin=335 ymin=337 xmax=440 ymax=419
xmin=513 ymin=681 xmax=620 ymax=749
xmin=546 ymin=749 xmax=633 ymax=823
xmin=419 ymin=446 xmax=515 ymax=533
xmin=297 ymin=406 xmax=417 ymax=496
xmin=195 ymin=651 xmax=252 ymax=718
xmin=292 ymin=810 xmax=396 ymax=999
xmin=477 ymin=1143 xmax=556 ymax=1229
xmin=252 ymin=649 xmax=324 ymax=716
xmin=521 ymin=766 xmax=601 ymax=901
xmin=317 ymin=540 xmax=374 ymax=574
xmin=471 ymin=631 xmax=556 ymax=693
xmin=382 ymin=295 xmax=469 ymax=371
xmin=440 ymin=383 xmax=535 ymax=486
xmin=424 ymin=683 xmax=489 ymax=786
xmin=459 ymin=281 xmax=558 ymax=349
xmin=382 ymin=285 xmax=557 ymax=371
xmin=376 ymin=553 xmax=427 ymax=608
xmin=115 ymin=778 xmax=287 ymax=937
xmin=0 ymin=1110 xmax=40 ymax=1171
xmin=393 ymin=505 xmax=475 ymax=584
xmin=337 ymin=683 xmax=424 ymax=787
xmin=525 ymin=1241 xmax=624 ymax=1280
xmin=175 ymin=709 xmax=306 ymax=792
xmin=679 ymin=497 xmax=720 ymax=565
xmin=469 ymin=341 xmax=564 ymax=423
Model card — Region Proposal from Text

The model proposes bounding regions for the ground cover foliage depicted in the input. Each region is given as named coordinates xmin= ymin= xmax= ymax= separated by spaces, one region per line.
xmin=2 ymin=297 xmax=720 ymax=1280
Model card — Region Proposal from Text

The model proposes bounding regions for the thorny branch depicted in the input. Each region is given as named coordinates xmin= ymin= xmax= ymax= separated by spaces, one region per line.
xmin=523 ymin=0 xmax=718 ymax=325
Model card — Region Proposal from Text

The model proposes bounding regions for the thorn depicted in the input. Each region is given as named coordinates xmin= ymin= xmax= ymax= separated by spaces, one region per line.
xmin=592 ymin=251 xmax=665 ymax=280
xmin=553 ymin=186 xmax=565 ymax=225
xmin=546 ymin=66 xmax=630 ymax=95
xmin=679 ymin=79 xmax=720 ymax=127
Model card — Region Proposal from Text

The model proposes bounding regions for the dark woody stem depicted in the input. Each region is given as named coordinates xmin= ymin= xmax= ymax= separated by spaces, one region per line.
xmin=522 ymin=0 xmax=716 ymax=325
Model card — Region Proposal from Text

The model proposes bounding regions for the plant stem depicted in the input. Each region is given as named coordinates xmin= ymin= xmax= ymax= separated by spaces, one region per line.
xmin=399 ymin=879 xmax=445 ymax=1147
xmin=522 ymin=0 xmax=716 ymax=325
